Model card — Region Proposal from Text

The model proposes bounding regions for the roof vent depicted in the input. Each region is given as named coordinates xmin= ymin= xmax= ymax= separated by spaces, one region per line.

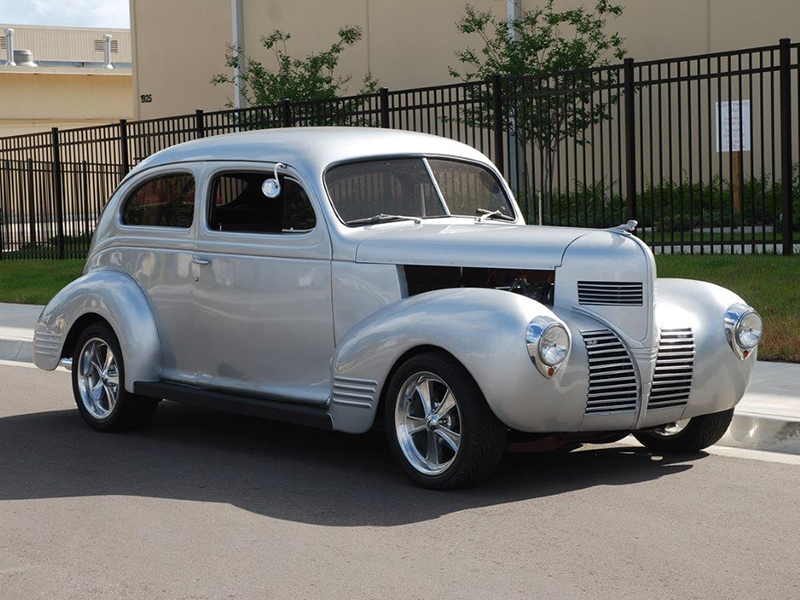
xmin=14 ymin=49 xmax=37 ymax=67
xmin=3 ymin=28 xmax=14 ymax=66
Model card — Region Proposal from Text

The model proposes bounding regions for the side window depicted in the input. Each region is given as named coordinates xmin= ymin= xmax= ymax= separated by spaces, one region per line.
xmin=121 ymin=173 xmax=195 ymax=228
xmin=208 ymin=172 xmax=316 ymax=234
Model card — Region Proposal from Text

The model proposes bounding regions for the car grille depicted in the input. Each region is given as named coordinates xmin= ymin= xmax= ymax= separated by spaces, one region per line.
xmin=577 ymin=281 xmax=644 ymax=306
xmin=648 ymin=328 xmax=695 ymax=409
xmin=583 ymin=329 xmax=639 ymax=414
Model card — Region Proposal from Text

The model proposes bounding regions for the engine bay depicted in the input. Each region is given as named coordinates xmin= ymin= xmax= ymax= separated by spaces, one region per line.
xmin=403 ymin=265 xmax=555 ymax=306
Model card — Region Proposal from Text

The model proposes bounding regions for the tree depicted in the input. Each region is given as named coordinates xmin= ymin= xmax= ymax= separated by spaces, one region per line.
xmin=213 ymin=25 xmax=378 ymax=123
xmin=450 ymin=0 xmax=626 ymax=221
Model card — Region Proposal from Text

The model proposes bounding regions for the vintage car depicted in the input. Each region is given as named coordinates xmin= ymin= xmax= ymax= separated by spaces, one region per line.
xmin=33 ymin=128 xmax=763 ymax=489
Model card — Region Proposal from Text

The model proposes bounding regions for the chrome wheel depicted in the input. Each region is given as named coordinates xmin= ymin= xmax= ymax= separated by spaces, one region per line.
xmin=653 ymin=419 xmax=690 ymax=437
xmin=77 ymin=337 xmax=120 ymax=420
xmin=394 ymin=371 xmax=462 ymax=476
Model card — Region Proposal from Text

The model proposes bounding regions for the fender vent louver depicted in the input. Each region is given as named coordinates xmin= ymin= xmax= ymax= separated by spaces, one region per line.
xmin=584 ymin=329 xmax=638 ymax=414
xmin=648 ymin=328 xmax=694 ymax=409
xmin=578 ymin=281 xmax=643 ymax=306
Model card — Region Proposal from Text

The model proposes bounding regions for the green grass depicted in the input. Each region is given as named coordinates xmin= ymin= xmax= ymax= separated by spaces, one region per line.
xmin=0 ymin=259 xmax=84 ymax=305
xmin=0 ymin=255 xmax=796 ymax=361
xmin=656 ymin=254 xmax=800 ymax=362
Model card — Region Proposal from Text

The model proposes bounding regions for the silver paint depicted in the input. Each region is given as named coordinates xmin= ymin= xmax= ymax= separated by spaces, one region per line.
xmin=32 ymin=128 xmax=759 ymax=437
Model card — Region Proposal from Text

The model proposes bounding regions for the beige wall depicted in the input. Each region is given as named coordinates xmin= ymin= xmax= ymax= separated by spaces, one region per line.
xmin=0 ymin=23 xmax=131 ymax=63
xmin=130 ymin=0 xmax=800 ymax=120
xmin=0 ymin=69 xmax=133 ymax=137
xmin=129 ymin=0 xmax=231 ymax=119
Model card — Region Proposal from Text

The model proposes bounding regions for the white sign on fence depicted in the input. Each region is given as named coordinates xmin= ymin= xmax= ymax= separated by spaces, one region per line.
xmin=716 ymin=99 xmax=751 ymax=152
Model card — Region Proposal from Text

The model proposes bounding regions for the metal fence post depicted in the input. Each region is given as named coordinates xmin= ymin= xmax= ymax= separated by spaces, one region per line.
xmin=380 ymin=87 xmax=390 ymax=128
xmin=26 ymin=157 xmax=36 ymax=246
xmin=119 ymin=119 xmax=130 ymax=177
xmin=195 ymin=109 xmax=205 ymax=139
xmin=282 ymin=99 xmax=292 ymax=127
xmin=623 ymin=57 xmax=637 ymax=223
xmin=492 ymin=74 xmax=504 ymax=173
xmin=51 ymin=127 xmax=65 ymax=260
xmin=779 ymin=38 xmax=794 ymax=255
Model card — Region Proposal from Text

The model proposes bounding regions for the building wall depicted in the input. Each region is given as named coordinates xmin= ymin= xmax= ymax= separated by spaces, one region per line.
xmin=129 ymin=0 xmax=800 ymax=120
xmin=0 ymin=24 xmax=131 ymax=63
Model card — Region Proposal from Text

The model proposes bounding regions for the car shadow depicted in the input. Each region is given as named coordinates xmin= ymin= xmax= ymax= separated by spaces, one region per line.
xmin=0 ymin=402 xmax=703 ymax=527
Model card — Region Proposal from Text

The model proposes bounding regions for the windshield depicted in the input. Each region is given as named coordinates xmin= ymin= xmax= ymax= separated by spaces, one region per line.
xmin=325 ymin=158 xmax=515 ymax=225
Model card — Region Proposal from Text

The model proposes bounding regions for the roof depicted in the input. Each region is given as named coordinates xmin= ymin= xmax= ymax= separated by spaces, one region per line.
xmin=134 ymin=127 xmax=493 ymax=176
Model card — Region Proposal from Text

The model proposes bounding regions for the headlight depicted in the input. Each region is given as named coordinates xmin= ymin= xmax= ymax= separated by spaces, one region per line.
xmin=526 ymin=316 xmax=571 ymax=377
xmin=724 ymin=303 xmax=763 ymax=359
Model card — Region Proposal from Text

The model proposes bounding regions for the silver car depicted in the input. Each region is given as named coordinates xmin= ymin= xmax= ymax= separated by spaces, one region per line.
xmin=33 ymin=128 xmax=763 ymax=489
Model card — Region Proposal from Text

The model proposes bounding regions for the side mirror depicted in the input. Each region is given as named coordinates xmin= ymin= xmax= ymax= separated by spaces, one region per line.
xmin=261 ymin=162 xmax=285 ymax=198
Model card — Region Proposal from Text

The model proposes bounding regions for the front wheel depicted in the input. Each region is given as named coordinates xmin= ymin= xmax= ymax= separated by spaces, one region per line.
xmin=384 ymin=351 xmax=507 ymax=490
xmin=633 ymin=408 xmax=734 ymax=453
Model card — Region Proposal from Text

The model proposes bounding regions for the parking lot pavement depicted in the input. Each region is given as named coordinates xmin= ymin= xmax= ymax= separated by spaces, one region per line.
xmin=1 ymin=362 xmax=799 ymax=600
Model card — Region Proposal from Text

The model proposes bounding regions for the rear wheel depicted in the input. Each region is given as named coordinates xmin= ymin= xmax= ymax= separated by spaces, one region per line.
xmin=384 ymin=351 xmax=506 ymax=489
xmin=633 ymin=408 xmax=734 ymax=453
xmin=72 ymin=323 xmax=158 ymax=432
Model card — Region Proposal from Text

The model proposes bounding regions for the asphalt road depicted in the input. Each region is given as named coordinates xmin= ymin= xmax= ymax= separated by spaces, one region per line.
xmin=1 ymin=363 xmax=799 ymax=600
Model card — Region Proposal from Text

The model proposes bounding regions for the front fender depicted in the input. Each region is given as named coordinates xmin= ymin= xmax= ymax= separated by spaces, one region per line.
xmin=33 ymin=268 xmax=161 ymax=393
xmin=329 ymin=288 xmax=573 ymax=434
xmin=655 ymin=278 xmax=757 ymax=420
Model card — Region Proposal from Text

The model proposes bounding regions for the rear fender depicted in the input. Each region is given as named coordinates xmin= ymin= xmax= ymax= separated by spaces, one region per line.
xmin=33 ymin=268 xmax=161 ymax=392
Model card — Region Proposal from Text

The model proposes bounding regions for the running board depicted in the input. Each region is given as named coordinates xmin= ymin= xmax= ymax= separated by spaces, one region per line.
xmin=134 ymin=381 xmax=333 ymax=431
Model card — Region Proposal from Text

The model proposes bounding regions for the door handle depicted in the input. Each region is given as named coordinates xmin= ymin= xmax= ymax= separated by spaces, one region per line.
xmin=192 ymin=257 xmax=211 ymax=266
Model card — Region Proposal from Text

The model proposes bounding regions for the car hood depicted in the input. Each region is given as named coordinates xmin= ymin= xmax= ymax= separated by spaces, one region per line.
xmin=354 ymin=222 xmax=598 ymax=269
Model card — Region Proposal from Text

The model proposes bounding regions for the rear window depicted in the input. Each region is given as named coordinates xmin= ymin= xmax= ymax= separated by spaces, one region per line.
xmin=121 ymin=173 xmax=195 ymax=228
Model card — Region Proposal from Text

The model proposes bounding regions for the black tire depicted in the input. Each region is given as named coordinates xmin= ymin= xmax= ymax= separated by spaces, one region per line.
xmin=633 ymin=408 xmax=734 ymax=453
xmin=384 ymin=351 xmax=507 ymax=490
xmin=71 ymin=323 xmax=158 ymax=432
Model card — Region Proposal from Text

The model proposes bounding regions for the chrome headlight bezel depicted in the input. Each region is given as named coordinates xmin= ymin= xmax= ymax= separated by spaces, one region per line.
xmin=724 ymin=303 xmax=763 ymax=359
xmin=526 ymin=316 xmax=571 ymax=378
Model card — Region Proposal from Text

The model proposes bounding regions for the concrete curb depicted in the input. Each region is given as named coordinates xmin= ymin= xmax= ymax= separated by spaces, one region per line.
xmin=721 ymin=411 xmax=800 ymax=455
xmin=0 ymin=336 xmax=33 ymax=364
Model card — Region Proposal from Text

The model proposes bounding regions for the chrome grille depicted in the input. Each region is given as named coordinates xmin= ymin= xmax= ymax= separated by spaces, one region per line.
xmin=584 ymin=330 xmax=639 ymax=414
xmin=649 ymin=328 xmax=695 ymax=409
xmin=577 ymin=281 xmax=644 ymax=306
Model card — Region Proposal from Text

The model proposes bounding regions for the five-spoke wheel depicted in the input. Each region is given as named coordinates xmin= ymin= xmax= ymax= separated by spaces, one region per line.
xmin=395 ymin=372 xmax=462 ymax=476
xmin=77 ymin=338 xmax=120 ymax=420
xmin=385 ymin=351 xmax=507 ymax=489
xmin=71 ymin=323 xmax=158 ymax=432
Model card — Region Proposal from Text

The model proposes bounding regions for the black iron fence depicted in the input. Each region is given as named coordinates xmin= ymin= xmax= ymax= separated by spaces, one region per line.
xmin=1 ymin=38 xmax=798 ymax=260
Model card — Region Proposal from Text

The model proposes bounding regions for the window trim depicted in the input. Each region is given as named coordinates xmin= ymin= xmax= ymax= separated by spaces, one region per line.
xmin=118 ymin=169 xmax=197 ymax=231
xmin=202 ymin=167 xmax=318 ymax=239
xmin=322 ymin=154 xmax=518 ymax=227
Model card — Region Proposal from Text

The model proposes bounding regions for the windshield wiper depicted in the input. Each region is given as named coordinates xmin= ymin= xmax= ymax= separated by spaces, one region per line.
xmin=475 ymin=208 xmax=516 ymax=223
xmin=347 ymin=213 xmax=422 ymax=226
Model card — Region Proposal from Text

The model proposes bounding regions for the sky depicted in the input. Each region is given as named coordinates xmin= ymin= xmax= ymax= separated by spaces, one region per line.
xmin=0 ymin=0 xmax=130 ymax=28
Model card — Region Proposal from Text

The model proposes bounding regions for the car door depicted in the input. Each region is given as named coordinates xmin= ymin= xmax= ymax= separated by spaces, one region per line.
xmin=113 ymin=165 xmax=199 ymax=385
xmin=191 ymin=162 xmax=334 ymax=406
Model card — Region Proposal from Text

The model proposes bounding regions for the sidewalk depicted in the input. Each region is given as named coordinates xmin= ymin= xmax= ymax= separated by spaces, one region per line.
xmin=0 ymin=303 xmax=40 ymax=363
xmin=1 ymin=302 xmax=798 ymax=453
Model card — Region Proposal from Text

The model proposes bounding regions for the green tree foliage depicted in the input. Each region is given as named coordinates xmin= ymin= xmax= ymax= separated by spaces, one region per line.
xmin=213 ymin=25 xmax=378 ymax=108
xmin=450 ymin=0 xmax=626 ymax=216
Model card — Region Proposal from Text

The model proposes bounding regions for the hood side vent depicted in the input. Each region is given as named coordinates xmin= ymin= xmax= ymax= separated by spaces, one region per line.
xmin=578 ymin=281 xmax=643 ymax=306
xmin=648 ymin=328 xmax=694 ymax=409
xmin=583 ymin=329 xmax=639 ymax=414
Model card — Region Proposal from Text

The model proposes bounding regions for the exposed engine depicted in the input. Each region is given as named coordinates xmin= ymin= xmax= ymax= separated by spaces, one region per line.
xmin=403 ymin=265 xmax=555 ymax=306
